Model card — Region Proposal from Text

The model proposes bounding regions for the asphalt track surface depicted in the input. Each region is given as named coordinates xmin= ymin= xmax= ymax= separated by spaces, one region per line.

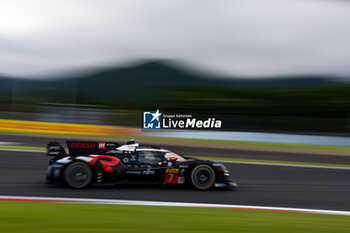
xmin=1 ymin=134 xmax=350 ymax=165
xmin=0 ymin=148 xmax=350 ymax=211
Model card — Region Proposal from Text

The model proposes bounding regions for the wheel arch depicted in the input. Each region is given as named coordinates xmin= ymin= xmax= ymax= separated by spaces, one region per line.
xmin=189 ymin=163 xmax=216 ymax=190
xmin=63 ymin=160 xmax=95 ymax=188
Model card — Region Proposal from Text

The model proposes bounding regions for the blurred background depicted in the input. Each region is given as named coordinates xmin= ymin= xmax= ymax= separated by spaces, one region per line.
xmin=0 ymin=0 xmax=350 ymax=135
xmin=1 ymin=2 xmax=350 ymax=232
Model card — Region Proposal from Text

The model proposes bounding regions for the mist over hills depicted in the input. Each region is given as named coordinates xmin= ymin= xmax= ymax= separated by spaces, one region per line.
xmin=0 ymin=60 xmax=345 ymax=103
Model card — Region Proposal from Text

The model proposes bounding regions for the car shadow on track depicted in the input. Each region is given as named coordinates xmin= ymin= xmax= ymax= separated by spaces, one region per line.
xmin=46 ymin=183 xmax=235 ymax=192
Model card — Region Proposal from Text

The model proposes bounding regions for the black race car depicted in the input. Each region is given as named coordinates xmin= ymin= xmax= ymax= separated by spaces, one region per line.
xmin=46 ymin=140 xmax=238 ymax=190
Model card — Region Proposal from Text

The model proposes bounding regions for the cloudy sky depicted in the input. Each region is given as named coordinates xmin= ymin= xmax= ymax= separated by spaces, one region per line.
xmin=1 ymin=0 xmax=350 ymax=78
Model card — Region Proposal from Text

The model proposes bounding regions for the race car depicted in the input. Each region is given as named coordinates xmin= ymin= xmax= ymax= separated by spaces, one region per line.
xmin=46 ymin=140 xmax=238 ymax=190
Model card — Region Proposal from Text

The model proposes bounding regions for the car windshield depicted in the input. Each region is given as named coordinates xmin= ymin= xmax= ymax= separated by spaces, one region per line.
xmin=164 ymin=152 xmax=186 ymax=162
xmin=138 ymin=151 xmax=162 ymax=165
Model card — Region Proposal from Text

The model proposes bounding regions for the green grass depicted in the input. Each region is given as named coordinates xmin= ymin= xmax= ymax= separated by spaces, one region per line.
xmin=0 ymin=201 xmax=349 ymax=233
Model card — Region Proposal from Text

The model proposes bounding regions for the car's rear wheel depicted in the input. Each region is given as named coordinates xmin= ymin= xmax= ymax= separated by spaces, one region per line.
xmin=191 ymin=164 xmax=215 ymax=190
xmin=64 ymin=162 xmax=92 ymax=188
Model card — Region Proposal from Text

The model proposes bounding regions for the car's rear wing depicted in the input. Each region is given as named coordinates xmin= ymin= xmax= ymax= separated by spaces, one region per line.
xmin=47 ymin=140 xmax=124 ymax=157
xmin=66 ymin=141 xmax=121 ymax=156
xmin=46 ymin=142 xmax=67 ymax=157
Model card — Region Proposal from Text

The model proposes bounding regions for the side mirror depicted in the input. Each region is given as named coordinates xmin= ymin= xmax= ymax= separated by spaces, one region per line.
xmin=169 ymin=157 xmax=178 ymax=162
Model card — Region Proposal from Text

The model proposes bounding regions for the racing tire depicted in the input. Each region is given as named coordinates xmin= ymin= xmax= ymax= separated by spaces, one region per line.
xmin=64 ymin=162 xmax=92 ymax=188
xmin=191 ymin=164 xmax=215 ymax=190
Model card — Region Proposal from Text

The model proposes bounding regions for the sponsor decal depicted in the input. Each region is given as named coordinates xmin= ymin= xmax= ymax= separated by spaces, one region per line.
xmin=142 ymin=168 xmax=155 ymax=175
xmin=106 ymin=150 xmax=123 ymax=154
xmin=165 ymin=169 xmax=179 ymax=184
xmin=143 ymin=110 xmax=222 ymax=129
xmin=88 ymin=155 xmax=120 ymax=172
xmin=126 ymin=171 xmax=142 ymax=175
xmin=180 ymin=169 xmax=185 ymax=176
xmin=177 ymin=176 xmax=185 ymax=184
xmin=99 ymin=142 xmax=106 ymax=149
xmin=123 ymin=157 xmax=130 ymax=163
xmin=70 ymin=142 xmax=96 ymax=149
xmin=130 ymin=154 xmax=137 ymax=161
xmin=106 ymin=143 xmax=118 ymax=147
xmin=165 ymin=169 xmax=179 ymax=173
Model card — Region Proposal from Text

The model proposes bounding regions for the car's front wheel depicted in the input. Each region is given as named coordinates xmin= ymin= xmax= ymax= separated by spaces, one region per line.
xmin=190 ymin=164 xmax=215 ymax=190
xmin=64 ymin=162 xmax=92 ymax=188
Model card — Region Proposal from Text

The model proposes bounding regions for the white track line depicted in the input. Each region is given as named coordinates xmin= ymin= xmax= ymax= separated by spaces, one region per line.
xmin=0 ymin=195 xmax=350 ymax=216
xmin=218 ymin=160 xmax=350 ymax=170
xmin=0 ymin=148 xmax=44 ymax=153
xmin=0 ymin=142 xmax=20 ymax=145
xmin=1 ymin=147 xmax=350 ymax=170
